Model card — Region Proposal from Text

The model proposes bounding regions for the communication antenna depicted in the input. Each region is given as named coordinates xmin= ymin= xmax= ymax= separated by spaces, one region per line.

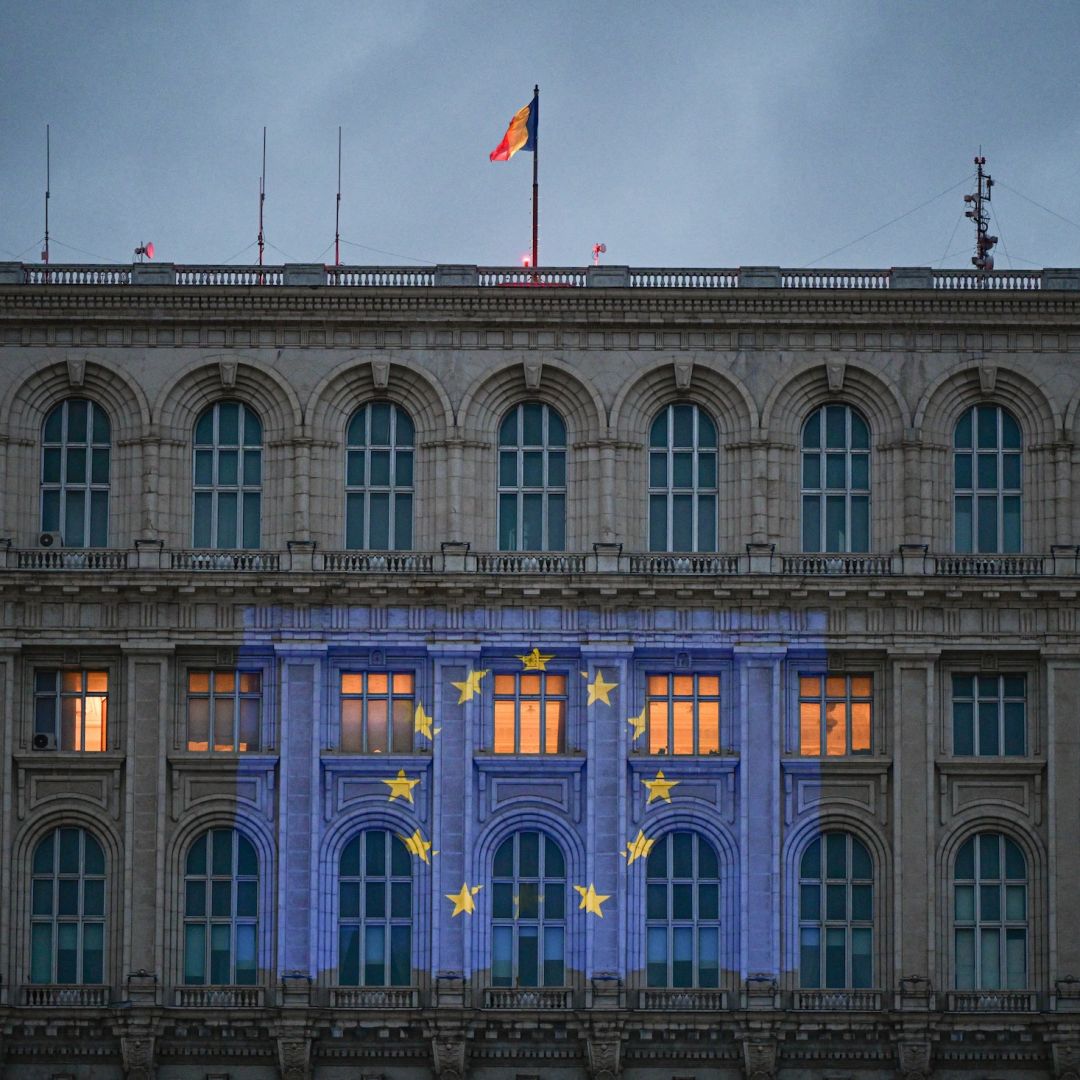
xmin=592 ymin=242 xmax=606 ymax=266
xmin=134 ymin=242 xmax=155 ymax=263
xmin=963 ymin=155 xmax=997 ymax=271
xmin=257 ymin=127 xmax=267 ymax=268
xmin=42 ymin=125 xmax=50 ymax=265
xmin=335 ymin=127 xmax=342 ymax=267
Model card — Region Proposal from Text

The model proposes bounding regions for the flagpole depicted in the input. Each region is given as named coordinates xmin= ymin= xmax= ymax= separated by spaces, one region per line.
xmin=531 ymin=84 xmax=539 ymax=275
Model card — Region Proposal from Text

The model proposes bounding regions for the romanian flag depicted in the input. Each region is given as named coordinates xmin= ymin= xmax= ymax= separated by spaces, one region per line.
xmin=489 ymin=93 xmax=538 ymax=161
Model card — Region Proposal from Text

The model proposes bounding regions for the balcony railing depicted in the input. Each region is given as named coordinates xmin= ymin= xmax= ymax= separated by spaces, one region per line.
xmin=473 ymin=552 xmax=589 ymax=574
xmin=170 ymin=550 xmax=282 ymax=572
xmin=22 ymin=984 xmax=110 ymax=1006
xmin=781 ymin=554 xmax=893 ymax=576
xmin=174 ymin=985 xmax=265 ymax=1008
xmin=793 ymin=989 xmax=883 ymax=1011
xmin=932 ymin=554 xmax=1047 ymax=576
xmin=322 ymin=551 xmax=436 ymax=573
xmin=628 ymin=553 xmax=741 ymax=575
xmin=16 ymin=549 xmax=129 ymax=570
xmin=637 ymin=987 xmax=728 ymax=1010
xmin=482 ymin=986 xmax=574 ymax=1009
xmin=945 ymin=989 xmax=1038 ymax=1012
xmin=329 ymin=986 xmax=419 ymax=1008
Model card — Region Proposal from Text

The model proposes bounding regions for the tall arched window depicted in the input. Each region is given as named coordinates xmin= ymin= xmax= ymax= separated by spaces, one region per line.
xmin=498 ymin=403 xmax=565 ymax=551
xmin=648 ymin=404 xmax=718 ymax=552
xmin=346 ymin=403 xmax=414 ymax=550
xmin=645 ymin=831 xmax=720 ymax=987
xmin=491 ymin=831 xmax=565 ymax=987
xmin=30 ymin=827 xmax=105 ymax=985
xmin=801 ymin=404 xmax=870 ymax=552
xmin=193 ymin=402 xmax=262 ymax=549
xmin=954 ymin=833 xmax=1027 ymax=989
xmin=953 ymin=405 xmax=1021 ymax=554
xmin=798 ymin=832 xmax=873 ymax=988
xmin=183 ymin=828 xmax=258 ymax=985
xmin=41 ymin=399 xmax=110 ymax=547
xmin=338 ymin=830 xmax=412 ymax=986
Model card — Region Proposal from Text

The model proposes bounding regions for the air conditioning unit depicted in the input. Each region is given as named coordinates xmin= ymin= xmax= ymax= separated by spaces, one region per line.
xmin=39 ymin=531 xmax=62 ymax=548
xmin=32 ymin=732 xmax=57 ymax=750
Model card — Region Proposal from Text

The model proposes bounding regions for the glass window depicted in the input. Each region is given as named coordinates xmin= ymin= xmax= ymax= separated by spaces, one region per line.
xmin=645 ymin=832 xmax=721 ymax=988
xmin=345 ymin=402 xmax=415 ymax=551
xmin=801 ymin=404 xmax=870 ymax=553
xmin=183 ymin=829 xmax=259 ymax=986
xmin=644 ymin=673 xmax=720 ymax=755
xmin=648 ymin=404 xmax=718 ymax=552
xmin=953 ymin=405 xmax=1022 ymax=554
xmin=34 ymin=670 xmax=108 ymax=752
xmin=186 ymin=670 xmax=262 ymax=752
xmin=798 ymin=674 xmax=872 ymax=756
xmin=954 ymin=833 xmax=1027 ymax=990
xmin=952 ymin=674 xmax=1026 ymax=756
xmin=491 ymin=831 xmax=566 ymax=987
xmin=493 ymin=671 xmax=567 ymax=754
xmin=338 ymin=830 xmax=412 ymax=986
xmin=799 ymin=832 xmax=874 ymax=989
xmin=193 ymin=401 xmax=262 ymax=549
xmin=498 ymin=402 xmax=566 ymax=551
xmin=339 ymin=672 xmax=415 ymax=753
xmin=40 ymin=398 xmax=111 ymax=548
xmin=30 ymin=827 xmax=106 ymax=985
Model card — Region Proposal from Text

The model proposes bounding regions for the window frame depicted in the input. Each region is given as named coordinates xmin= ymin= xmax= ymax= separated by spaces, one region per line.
xmin=184 ymin=668 xmax=264 ymax=754
xmin=345 ymin=401 xmax=415 ymax=551
xmin=337 ymin=670 xmax=417 ymax=754
xmin=491 ymin=669 xmax=569 ymax=755
xmin=497 ymin=401 xmax=567 ymax=552
xmin=950 ymin=672 xmax=1027 ymax=757
xmin=33 ymin=668 xmax=109 ymax=752
xmin=192 ymin=400 xmax=263 ymax=550
xmin=800 ymin=403 xmax=871 ymax=554
xmin=795 ymin=672 xmax=874 ymax=758
xmin=952 ymin=403 xmax=1022 ymax=554
xmin=40 ymin=398 xmax=111 ymax=548
xmin=642 ymin=672 xmax=722 ymax=756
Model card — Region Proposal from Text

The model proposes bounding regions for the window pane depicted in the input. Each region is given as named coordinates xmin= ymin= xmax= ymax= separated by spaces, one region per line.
xmin=800 ymin=883 xmax=820 ymax=921
xmin=543 ymin=927 xmax=564 ymax=987
xmin=955 ymin=928 xmax=975 ymax=989
xmin=339 ymin=925 xmax=360 ymax=985
xmin=209 ymin=924 xmax=231 ymax=984
xmin=980 ymin=927 xmax=1000 ymax=989
xmin=217 ymin=492 xmax=238 ymax=548
xmin=953 ymin=701 xmax=973 ymax=755
xmin=390 ymin=924 xmax=411 ymax=986
xmin=978 ymin=702 xmax=999 ymax=756
xmin=672 ymin=493 xmax=692 ymax=551
xmin=1003 ymin=497 xmax=1021 ymax=552
xmin=235 ymin=923 xmax=257 ymax=983
xmin=800 ymin=927 xmax=820 ymax=988
xmin=698 ymin=928 xmax=719 ymax=987
xmin=825 ymin=406 xmax=845 ymax=449
xmin=649 ymin=494 xmax=667 ymax=552
xmin=955 ymin=884 xmax=974 ymax=922
xmin=824 ymin=927 xmax=846 ymax=987
xmin=803 ymin=410 xmax=820 ymax=449
xmin=518 ymin=926 xmax=539 ymax=987
xmin=646 ymin=926 xmax=667 ymax=987
xmin=851 ymin=927 xmax=872 ymax=988
xmin=547 ymin=493 xmax=565 ymax=550
xmin=955 ymin=495 xmax=972 ymax=553
xmin=803 ymin=495 xmax=820 ymax=552
xmin=976 ymin=495 xmax=998 ymax=553
xmin=955 ymin=453 xmax=972 ymax=489
xmin=672 ymin=926 xmax=693 ymax=987
xmin=1006 ymin=929 xmax=1026 ymax=989
xmin=82 ymin=923 xmax=104 ymax=983
xmin=364 ymin=925 xmax=385 ymax=986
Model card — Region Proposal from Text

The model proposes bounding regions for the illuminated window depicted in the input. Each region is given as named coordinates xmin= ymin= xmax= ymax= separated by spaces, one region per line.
xmin=493 ymin=672 xmax=566 ymax=754
xmin=952 ymin=674 xmax=1026 ymax=756
xmin=193 ymin=401 xmax=262 ymax=549
xmin=41 ymin=398 xmax=110 ymax=548
xmin=186 ymin=671 xmax=262 ymax=753
xmin=338 ymin=830 xmax=412 ymax=986
xmin=646 ymin=832 xmax=720 ymax=988
xmin=648 ymin=403 xmax=718 ymax=552
xmin=645 ymin=674 xmax=720 ymax=755
xmin=183 ymin=829 xmax=258 ymax=986
xmin=30 ymin=828 xmax=106 ymax=985
xmin=346 ymin=402 xmax=414 ymax=550
xmin=954 ymin=833 xmax=1027 ymax=990
xmin=799 ymin=833 xmax=873 ymax=989
xmin=491 ymin=832 xmax=565 ymax=988
xmin=339 ymin=672 xmax=415 ymax=753
xmin=498 ymin=402 xmax=566 ymax=551
xmin=954 ymin=404 xmax=1021 ymax=554
xmin=34 ymin=670 xmax=108 ymax=752
xmin=801 ymin=404 xmax=870 ymax=553
xmin=798 ymin=675 xmax=872 ymax=756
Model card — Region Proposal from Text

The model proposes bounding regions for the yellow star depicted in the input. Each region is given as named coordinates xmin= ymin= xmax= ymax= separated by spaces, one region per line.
xmin=573 ymin=883 xmax=610 ymax=917
xmin=643 ymin=769 xmax=679 ymax=804
xmin=451 ymin=669 xmax=488 ymax=704
xmin=583 ymin=669 xmax=618 ymax=706
xmin=414 ymin=702 xmax=441 ymax=739
xmin=518 ymin=647 xmax=554 ymax=671
xmin=397 ymin=828 xmax=437 ymax=863
xmin=445 ymin=882 xmax=482 ymax=917
xmin=626 ymin=706 xmax=647 ymax=741
xmin=622 ymin=829 xmax=656 ymax=865
xmin=382 ymin=769 xmax=420 ymax=803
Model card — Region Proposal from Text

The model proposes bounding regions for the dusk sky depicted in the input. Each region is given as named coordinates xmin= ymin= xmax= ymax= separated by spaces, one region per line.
xmin=2 ymin=2 xmax=1079 ymax=271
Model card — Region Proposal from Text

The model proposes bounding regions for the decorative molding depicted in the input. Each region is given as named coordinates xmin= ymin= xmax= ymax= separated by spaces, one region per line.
xmin=586 ymin=1037 xmax=621 ymax=1080
xmin=276 ymin=1036 xmax=311 ymax=1080
xmin=673 ymin=355 xmax=693 ymax=390
xmin=742 ymin=1040 xmax=777 ymax=1080
xmin=1054 ymin=1044 xmax=1080 ymax=1080
xmin=371 ymin=357 xmax=390 ymax=389
xmin=825 ymin=356 xmax=846 ymax=391
xmin=66 ymin=356 xmax=86 ymax=387
xmin=431 ymin=1035 xmax=466 ymax=1080
xmin=121 ymin=1034 xmax=155 ymax=1080
xmin=523 ymin=355 xmax=543 ymax=390
xmin=219 ymin=359 xmax=237 ymax=388
xmin=979 ymin=363 xmax=997 ymax=394
xmin=897 ymin=1040 xmax=932 ymax=1080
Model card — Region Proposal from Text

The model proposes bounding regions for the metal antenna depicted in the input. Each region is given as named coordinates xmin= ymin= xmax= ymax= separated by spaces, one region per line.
xmin=42 ymin=124 xmax=50 ymax=266
xmin=257 ymin=127 xmax=266 ymax=268
xmin=335 ymin=127 xmax=342 ymax=267
xmin=963 ymin=155 xmax=997 ymax=271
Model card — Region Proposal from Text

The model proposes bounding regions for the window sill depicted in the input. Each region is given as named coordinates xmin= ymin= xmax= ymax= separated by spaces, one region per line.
xmin=15 ymin=750 xmax=125 ymax=766
xmin=473 ymin=754 xmax=586 ymax=777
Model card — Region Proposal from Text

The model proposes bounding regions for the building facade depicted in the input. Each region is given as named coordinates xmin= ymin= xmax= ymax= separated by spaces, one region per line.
xmin=0 ymin=260 xmax=1079 ymax=1080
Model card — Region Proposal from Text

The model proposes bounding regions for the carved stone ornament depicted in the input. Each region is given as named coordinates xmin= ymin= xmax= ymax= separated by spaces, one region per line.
xmin=432 ymin=1036 xmax=467 ymax=1080
xmin=673 ymin=355 xmax=693 ymax=391
xmin=276 ymin=1036 xmax=312 ymax=1080
xmin=66 ymin=356 xmax=86 ymax=388
xmin=1053 ymin=1044 xmax=1080 ymax=1080
xmin=825 ymin=356 xmax=846 ymax=392
xmin=121 ymin=1034 xmax=156 ymax=1080
xmin=978 ymin=363 xmax=997 ymax=395
xmin=742 ymin=1040 xmax=777 ymax=1080
xmin=587 ymin=1037 xmax=622 ymax=1080
xmin=523 ymin=355 xmax=543 ymax=390
xmin=897 ymin=1040 xmax=932 ymax=1080
xmin=371 ymin=357 xmax=391 ymax=390
xmin=219 ymin=358 xmax=238 ymax=389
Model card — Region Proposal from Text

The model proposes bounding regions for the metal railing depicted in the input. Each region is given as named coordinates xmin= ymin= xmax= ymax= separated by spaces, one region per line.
xmin=329 ymin=986 xmax=419 ymax=1008
xmin=637 ymin=987 xmax=728 ymax=1010
xmin=793 ymin=989 xmax=883 ymax=1011
xmin=482 ymin=986 xmax=574 ymax=1009
xmin=173 ymin=985 xmax=264 ymax=1008
xmin=22 ymin=984 xmax=110 ymax=1006
xmin=945 ymin=990 xmax=1038 ymax=1012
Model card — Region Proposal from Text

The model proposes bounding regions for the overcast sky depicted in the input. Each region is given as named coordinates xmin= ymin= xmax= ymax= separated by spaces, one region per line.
xmin=2 ymin=1 xmax=1079 ymax=271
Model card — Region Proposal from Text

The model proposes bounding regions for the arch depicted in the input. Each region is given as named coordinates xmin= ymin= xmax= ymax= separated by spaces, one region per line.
xmin=472 ymin=809 xmax=585 ymax=884
xmin=634 ymin=805 xmax=739 ymax=875
xmin=937 ymin=814 xmax=1045 ymax=885
xmin=12 ymin=808 xmax=122 ymax=883
xmin=166 ymin=805 xmax=276 ymax=892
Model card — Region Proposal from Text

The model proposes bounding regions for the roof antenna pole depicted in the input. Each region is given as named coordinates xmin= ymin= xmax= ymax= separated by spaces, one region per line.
xmin=42 ymin=124 xmax=50 ymax=270
xmin=964 ymin=154 xmax=997 ymax=273
xmin=335 ymin=126 xmax=342 ymax=268
xmin=257 ymin=127 xmax=267 ymax=271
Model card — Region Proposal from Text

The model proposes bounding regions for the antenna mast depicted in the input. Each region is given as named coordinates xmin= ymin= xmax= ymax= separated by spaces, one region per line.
xmin=42 ymin=125 xmax=50 ymax=266
xmin=335 ymin=127 xmax=342 ymax=267
xmin=257 ymin=127 xmax=266 ymax=268
xmin=963 ymin=155 xmax=997 ymax=271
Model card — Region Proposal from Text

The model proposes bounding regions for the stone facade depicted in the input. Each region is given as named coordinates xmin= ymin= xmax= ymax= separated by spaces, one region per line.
xmin=0 ymin=263 xmax=1079 ymax=1079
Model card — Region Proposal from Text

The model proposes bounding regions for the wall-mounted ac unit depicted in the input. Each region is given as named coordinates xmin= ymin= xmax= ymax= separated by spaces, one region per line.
xmin=38 ymin=531 xmax=62 ymax=548
xmin=32 ymin=732 xmax=57 ymax=750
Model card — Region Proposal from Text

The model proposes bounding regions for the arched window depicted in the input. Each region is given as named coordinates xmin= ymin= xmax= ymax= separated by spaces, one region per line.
xmin=798 ymin=832 xmax=873 ymax=988
xmin=193 ymin=402 xmax=262 ymax=549
xmin=648 ymin=404 xmax=718 ymax=552
xmin=346 ymin=403 xmax=414 ymax=550
xmin=183 ymin=829 xmax=258 ymax=985
xmin=801 ymin=404 xmax=870 ymax=552
xmin=645 ymin=831 xmax=720 ymax=987
xmin=954 ymin=833 xmax=1027 ymax=989
xmin=41 ymin=398 xmax=110 ymax=547
xmin=338 ymin=830 xmax=412 ymax=986
xmin=498 ymin=403 xmax=565 ymax=551
xmin=491 ymin=831 xmax=565 ymax=987
xmin=30 ymin=827 xmax=105 ymax=985
xmin=953 ymin=405 xmax=1021 ymax=553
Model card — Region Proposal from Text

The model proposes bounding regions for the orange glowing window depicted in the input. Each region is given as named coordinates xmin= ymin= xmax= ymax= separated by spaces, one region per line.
xmin=339 ymin=671 xmax=415 ymax=754
xmin=34 ymin=669 xmax=109 ymax=752
xmin=798 ymin=674 xmax=873 ymax=757
xmin=644 ymin=673 xmax=721 ymax=755
xmin=492 ymin=671 xmax=566 ymax=754
xmin=186 ymin=669 xmax=262 ymax=753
